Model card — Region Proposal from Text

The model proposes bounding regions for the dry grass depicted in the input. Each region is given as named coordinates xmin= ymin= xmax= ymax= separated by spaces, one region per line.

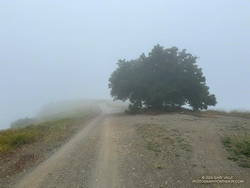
xmin=136 ymin=124 xmax=191 ymax=158
xmin=205 ymin=110 xmax=250 ymax=119
xmin=124 ymin=108 xmax=250 ymax=120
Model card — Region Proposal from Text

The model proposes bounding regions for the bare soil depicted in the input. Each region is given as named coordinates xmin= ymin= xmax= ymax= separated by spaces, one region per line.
xmin=113 ymin=113 xmax=250 ymax=188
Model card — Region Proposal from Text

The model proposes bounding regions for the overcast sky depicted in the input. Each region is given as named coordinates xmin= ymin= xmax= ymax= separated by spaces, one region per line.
xmin=0 ymin=0 xmax=249 ymax=129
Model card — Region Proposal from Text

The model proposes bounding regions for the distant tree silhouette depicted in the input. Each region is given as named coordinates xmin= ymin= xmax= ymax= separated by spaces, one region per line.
xmin=109 ymin=45 xmax=217 ymax=111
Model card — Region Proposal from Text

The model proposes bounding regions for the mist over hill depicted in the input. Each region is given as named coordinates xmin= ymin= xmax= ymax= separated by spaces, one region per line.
xmin=0 ymin=1 xmax=250 ymax=129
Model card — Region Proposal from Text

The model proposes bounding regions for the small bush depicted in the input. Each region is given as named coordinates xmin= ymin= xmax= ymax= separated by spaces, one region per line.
xmin=223 ymin=135 xmax=250 ymax=168
xmin=222 ymin=137 xmax=231 ymax=145
xmin=236 ymin=140 xmax=250 ymax=156
xmin=125 ymin=104 xmax=142 ymax=114
xmin=9 ymin=133 xmax=37 ymax=147
xmin=0 ymin=129 xmax=42 ymax=152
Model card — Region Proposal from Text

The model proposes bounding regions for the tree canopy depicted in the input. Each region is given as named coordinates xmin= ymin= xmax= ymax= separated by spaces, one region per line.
xmin=109 ymin=45 xmax=217 ymax=111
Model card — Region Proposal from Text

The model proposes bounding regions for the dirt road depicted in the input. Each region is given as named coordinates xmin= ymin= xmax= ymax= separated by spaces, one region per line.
xmin=14 ymin=110 xmax=250 ymax=188
xmin=14 ymin=113 xmax=120 ymax=188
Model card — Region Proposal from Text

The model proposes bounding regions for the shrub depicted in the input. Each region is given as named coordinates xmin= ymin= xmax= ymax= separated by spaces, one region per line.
xmin=223 ymin=135 xmax=250 ymax=168
xmin=0 ymin=129 xmax=41 ymax=152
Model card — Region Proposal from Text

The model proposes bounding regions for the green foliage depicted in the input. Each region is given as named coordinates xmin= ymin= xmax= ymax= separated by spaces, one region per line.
xmin=109 ymin=45 xmax=216 ymax=111
xmin=0 ymin=128 xmax=42 ymax=152
xmin=1 ymin=101 xmax=101 ymax=154
xmin=0 ymin=115 xmax=90 ymax=153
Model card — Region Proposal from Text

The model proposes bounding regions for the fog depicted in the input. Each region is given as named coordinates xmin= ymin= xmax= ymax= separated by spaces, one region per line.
xmin=0 ymin=0 xmax=249 ymax=129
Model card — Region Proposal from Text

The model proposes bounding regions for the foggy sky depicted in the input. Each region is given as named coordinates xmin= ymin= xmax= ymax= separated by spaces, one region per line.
xmin=0 ymin=0 xmax=249 ymax=129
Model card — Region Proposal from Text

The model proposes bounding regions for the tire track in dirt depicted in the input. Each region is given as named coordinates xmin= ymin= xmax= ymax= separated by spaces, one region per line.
xmin=90 ymin=118 xmax=120 ymax=188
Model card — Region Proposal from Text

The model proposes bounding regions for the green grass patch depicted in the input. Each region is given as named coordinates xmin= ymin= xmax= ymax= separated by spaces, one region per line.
xmin=0 ymin=111 xmax=97 ymax=153
xmin=0 ymin=127 xmax=43 ymax=152
xmin=222 ymin=135 xmax=250 ymax=168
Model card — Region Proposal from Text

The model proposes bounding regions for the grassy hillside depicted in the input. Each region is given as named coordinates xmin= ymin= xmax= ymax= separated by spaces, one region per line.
xmin=0 ymin=100 xmax=102 ymax=184
xmin=1 ymin=117 xmax=93 ymax=153
xmin=1 ymin=100 xmax=101 ymax=153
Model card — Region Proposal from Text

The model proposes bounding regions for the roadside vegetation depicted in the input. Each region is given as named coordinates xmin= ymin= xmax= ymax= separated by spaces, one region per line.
xmin=0 ymin=126 xmax=41 ymax=152
xmin=1 ymin=101 xmax=100 ymax=154
xmin=0 ymin=101 xmax=101 ymax=182
xmin=222 ymin=135 xmax=250 ymax=168
xmin=0 ymin=117 xmax=91 ymax=153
